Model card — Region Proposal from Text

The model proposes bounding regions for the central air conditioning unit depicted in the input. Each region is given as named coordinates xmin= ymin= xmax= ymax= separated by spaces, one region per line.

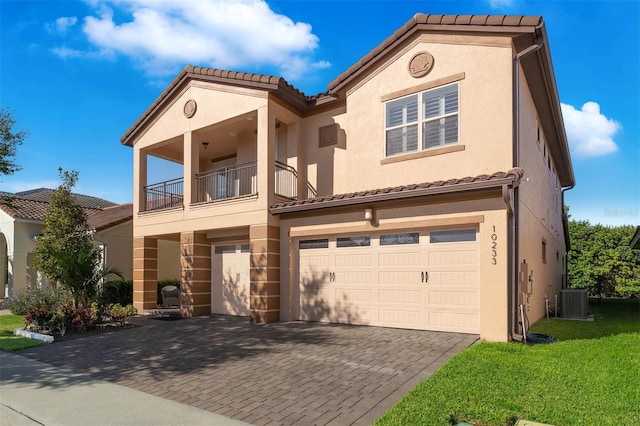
xmin=561 ymin=289 xmax=589 ymax=318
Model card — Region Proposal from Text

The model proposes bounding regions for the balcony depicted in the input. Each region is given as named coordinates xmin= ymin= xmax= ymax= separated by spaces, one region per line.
xmin=143 ymin=161 xmax=310 ymax=212
xmin=144 ymin=178 xmax=184 ymax=211
xmin=195 ymin=162 xmax=257 ymax=203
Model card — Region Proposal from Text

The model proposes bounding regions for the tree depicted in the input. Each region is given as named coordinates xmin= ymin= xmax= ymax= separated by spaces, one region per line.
xmin=568 ymin=219 xmax=640 ymax=297
xmin=32 ymin=169 xmax=120 ymax=307
xmin=0 ymin=107 xmax=28 ymax=175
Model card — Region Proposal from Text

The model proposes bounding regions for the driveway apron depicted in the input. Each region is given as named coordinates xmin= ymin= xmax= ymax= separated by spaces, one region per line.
xmin=15 ymin=315 xmax=478 ymax=425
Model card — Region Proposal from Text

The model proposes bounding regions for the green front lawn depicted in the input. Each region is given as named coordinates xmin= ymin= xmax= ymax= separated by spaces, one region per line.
xmin=0 ymin=315 xmax=46 ymax=351
xmin=376 ymin=298 xmax=640 ymax=426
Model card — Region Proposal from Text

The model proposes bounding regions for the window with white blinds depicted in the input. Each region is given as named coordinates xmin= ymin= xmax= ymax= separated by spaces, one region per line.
xmin=385 ymin=83 xmax=459 ymax=156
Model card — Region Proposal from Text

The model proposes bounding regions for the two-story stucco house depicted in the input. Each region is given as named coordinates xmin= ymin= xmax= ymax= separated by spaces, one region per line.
xmin=122 ymin=14 xmax=574 ymax=342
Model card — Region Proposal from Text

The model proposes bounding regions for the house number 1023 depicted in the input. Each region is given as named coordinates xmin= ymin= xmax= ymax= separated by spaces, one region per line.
xmin=491 ymin=225 xmax=498 ymax=265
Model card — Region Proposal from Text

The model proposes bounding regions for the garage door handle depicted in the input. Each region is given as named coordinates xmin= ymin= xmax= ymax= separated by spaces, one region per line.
xmin=425 ymin=271 xmax=429 ymax=283
xmin=421 ymin=271 xmax=424 ymax=283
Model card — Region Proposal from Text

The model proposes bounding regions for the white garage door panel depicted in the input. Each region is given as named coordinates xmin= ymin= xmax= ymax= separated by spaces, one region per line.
xmin=378 ymin=308 xmax=422 ymax=327
xmin=298 ymin=230 xmax=479 ymax=333
xmin=428 ymin=289 xmax=479 ymax=306
xmin=212 ymin=245 xmax=250 ymax=316
xmin=378 ymin=289 xmax=422 ymax=304
xmin=378 ymin=270 xmax=421 ymax=285
xmin=428 ymin=311 xmax=479 ymax=333
xmin=335 ymin=253 xmax=372 ymax=267
xmin=378 ymin=251 xmax=421 ymax=266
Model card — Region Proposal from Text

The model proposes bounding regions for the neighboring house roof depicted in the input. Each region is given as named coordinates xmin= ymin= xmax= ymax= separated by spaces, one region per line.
xmin=87 ymin=203 xmax=133 ymax=232
xmin=630 ymin=226 xmax=640 ymax=250
xmin=0 ymin=190 xmax=125 ymax=226
xmin=271 ymin=168 xmax=524 ymax=214
xmin=0 ymin=196 xmax=56 ymax=222
xmin=15 ymin=188 xmax=117 ymax=209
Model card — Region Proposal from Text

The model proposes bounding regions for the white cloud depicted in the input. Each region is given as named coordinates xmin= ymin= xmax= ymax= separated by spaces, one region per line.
xmin=51 ymin=46 xmax=113 ymax=60
xmin=55 ymin=0 xmax=329 ymax=82
xmin=46 ymin=16 xmax=78 ymax=34
xmin=561 ymin=102 xmax=621 ymax=158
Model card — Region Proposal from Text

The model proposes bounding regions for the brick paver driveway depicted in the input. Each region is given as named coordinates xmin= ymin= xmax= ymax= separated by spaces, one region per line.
xmin=19 ymin=315 xmax=478 ymax=425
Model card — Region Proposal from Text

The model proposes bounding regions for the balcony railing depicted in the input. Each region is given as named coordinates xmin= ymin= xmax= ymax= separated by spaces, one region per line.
xmin=144 ymin=177 xmax=184 ymax=211
xmin=143 ymin=161 xmax=317 ymax=212
xmin=195 ymin=162 xmax=257 ymax=203
xmin=275 ymin=161 xmax=297 ymax=199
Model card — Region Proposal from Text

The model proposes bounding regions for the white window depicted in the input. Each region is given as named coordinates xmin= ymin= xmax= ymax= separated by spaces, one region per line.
xmin=385 ymin=83 xmax=459 ymax=156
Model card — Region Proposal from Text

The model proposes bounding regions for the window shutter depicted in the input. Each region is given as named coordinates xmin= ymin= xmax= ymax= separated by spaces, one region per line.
xmin=386 ymin=95 xmax=418 ymax=127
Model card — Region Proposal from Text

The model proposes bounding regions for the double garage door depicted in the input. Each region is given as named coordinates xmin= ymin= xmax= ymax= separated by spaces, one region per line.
xmin=299 ymin=229 xmax=479 ymax=333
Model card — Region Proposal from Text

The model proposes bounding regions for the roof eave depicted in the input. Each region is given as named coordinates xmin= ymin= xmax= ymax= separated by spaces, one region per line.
xmin=328 ymin=15 xmax=541 ymax=94
xmin=524 ymin=25 xmax=575 ymax=187
xmin=270 ymin=176 xmax=517 ymax=215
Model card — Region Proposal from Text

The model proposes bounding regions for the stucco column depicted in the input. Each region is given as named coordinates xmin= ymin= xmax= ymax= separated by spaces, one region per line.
xmin=8 ymin=253 xmax=28 ymax=297
xmin=257 ymin=104 xmax=276 ymax=209
xmin=249 ymin=224 xmax=280 ymax=323
xmin=183 ymin=131 xmax=198 ymax=207
xmin=133 ymin=237 xmax=158 ymax=312
xmin=180 ymin=231 xmax=211 ymax=317
xmin=134 ymin=148 xmax=147 ymax=212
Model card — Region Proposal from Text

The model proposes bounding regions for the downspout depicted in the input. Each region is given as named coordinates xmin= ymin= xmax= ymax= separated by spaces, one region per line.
xmin=560 ymin=183 xmax=575 ymax=289
xmin=510 ymin=32 xmax=544 ymax=342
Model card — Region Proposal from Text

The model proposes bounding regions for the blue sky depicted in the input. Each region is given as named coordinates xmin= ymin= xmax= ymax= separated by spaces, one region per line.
xmin=1 ymin=0 xmax=638 ymax=226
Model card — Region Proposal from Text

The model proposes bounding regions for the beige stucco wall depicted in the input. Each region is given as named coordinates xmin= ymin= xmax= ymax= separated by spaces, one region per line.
xmin=0 ymin=215 xmax=51 ymax=297
xmin=516 ymin=66 xmax=566 ymax=325
xmin=158 ymin=239 xmax=181 ymax=281
xmin=331 ymin=35 xmax=514 ymax=194
xmin=94 ymin=222 xmax=133 ymax=281
xmin=278 ymin=195 xmax=511 ymax=341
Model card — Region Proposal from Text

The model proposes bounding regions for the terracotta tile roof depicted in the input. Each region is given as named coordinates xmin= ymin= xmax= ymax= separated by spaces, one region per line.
xmin=328 ymin=13 xmax=542 ymax=93
xmin=87 ymin=203 xmax=133 ymax=232
xmin=15 ymin=188 xmax=117 ymax=209
xmin=0 ymin=190 xmax=123 ymax=226
xmin=271 ymin=168 xmax=524 ymax=214
xmin=121 ymin=65 xmax=342 ymax=146
xmin=0 ymin=196 xmax=55 ymax=221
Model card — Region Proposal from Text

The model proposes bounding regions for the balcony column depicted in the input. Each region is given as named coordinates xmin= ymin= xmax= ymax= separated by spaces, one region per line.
xmin=293 ymin=121 xmax=307 ymax=200
xmin=257 ymin=104 xmax=276 ymax=208
xmin=183 ymin=131 xmax=198 ymax=207
xmin=180 ymin=231 xmax=211 ymax=317
xmin=134 ymin=148 xmax=147 ymax=212
xmin=133 ymin=237 xmax=158 ymax=312
xmin=249 ymin=224 xmax=280 ymax=323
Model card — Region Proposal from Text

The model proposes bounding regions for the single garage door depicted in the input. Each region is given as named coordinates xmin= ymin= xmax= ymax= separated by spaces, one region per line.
xmin=298 ymin=229 xmax=479 ymax=333
xmin=212 ymin=244 xmax=250 ymax=316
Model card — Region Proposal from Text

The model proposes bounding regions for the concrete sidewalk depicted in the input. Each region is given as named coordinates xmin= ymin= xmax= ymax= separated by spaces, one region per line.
xmin=0 ymin=351 xmax=249 ymax=426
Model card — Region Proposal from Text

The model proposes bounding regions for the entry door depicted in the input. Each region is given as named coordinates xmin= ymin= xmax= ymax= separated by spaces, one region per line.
xmin=212 ymin=244 xmax=250 ymax=316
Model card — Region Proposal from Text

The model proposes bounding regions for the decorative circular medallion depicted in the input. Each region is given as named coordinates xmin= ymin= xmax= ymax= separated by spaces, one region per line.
xmin=183 ymin=99 xmax=197 ymax=118
xmin=408 ymin=52 xmax=434 ymax=78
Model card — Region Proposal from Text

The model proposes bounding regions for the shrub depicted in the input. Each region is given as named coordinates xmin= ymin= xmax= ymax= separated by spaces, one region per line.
xmin=109 ymin=303 xmax=137 ymax=325
xmin=100 ymin=280 xmax=133 ymax=306
xmin=8 ymin=286 xmax=70 ymax=316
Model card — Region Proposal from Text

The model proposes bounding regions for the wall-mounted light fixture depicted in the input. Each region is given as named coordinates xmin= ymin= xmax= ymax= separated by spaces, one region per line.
xmin=202 ymin=141 xmax=209 ymax=150
xmin=364 ymin=208 xmax=373 ymax=222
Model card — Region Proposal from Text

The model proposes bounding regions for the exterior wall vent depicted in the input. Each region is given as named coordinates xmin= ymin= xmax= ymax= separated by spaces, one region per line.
xmin=560 ymin=289 xmax=589 ymax=318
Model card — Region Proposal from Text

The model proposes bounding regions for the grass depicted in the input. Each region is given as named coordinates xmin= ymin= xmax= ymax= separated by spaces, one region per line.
xmin=376 ymin=298 xmax=640 ymax=426
xmin=528 ymin=297 xmax=640 ymax=340
xmin=0 ymin=315 xmax=46 ymax=351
